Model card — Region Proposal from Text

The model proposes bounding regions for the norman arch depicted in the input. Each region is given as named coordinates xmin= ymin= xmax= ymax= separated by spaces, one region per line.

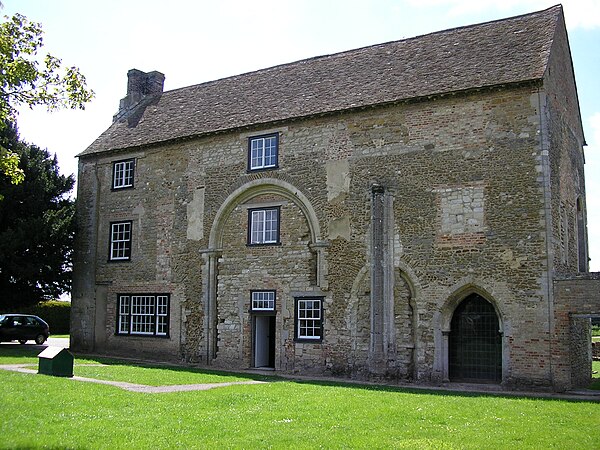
xmin=208 ymin=178 xmax=323 ymax=249
xmin=201 ymin=178 xmax=327 ymax=363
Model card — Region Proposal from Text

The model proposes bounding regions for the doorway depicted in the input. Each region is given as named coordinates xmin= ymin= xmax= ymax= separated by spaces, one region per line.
xmin=449 ymin=293 xmax=502 ymax=383
xmin=253 ymin=315 xmax=275 ymax=369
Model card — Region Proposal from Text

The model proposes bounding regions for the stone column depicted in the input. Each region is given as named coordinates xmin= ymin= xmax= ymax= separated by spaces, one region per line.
xmin=370 ymin=185 xmax=385 ymax=371
xmin=201 ymin=248 xmax=220 ymax=363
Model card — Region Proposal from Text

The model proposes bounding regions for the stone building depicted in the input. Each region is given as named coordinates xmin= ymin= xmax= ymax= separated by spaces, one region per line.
xmin=72 ymin=5 xmax=599 ymax=391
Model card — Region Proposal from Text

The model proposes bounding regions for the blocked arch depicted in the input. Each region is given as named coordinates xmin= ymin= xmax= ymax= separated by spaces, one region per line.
xmin=439 ymin=282 xmax=506 ymax=383
xmin=208 ymin=178 xmax=322 ymax=249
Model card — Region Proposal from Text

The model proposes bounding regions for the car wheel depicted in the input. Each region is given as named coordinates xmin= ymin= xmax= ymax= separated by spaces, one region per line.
xmin=18 ymin=339 xmax=27 ymax=344
xmin=35 ymin=334 xmax=46 ymax=345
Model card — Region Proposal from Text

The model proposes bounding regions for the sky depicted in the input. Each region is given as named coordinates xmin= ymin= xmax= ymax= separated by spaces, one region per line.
xmin=3 ymin=0 xmax=600 ymax=270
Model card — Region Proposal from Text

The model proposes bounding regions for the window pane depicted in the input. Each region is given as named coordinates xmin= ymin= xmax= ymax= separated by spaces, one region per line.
xmin=252 ymin=291 xmax=275 ymax=311
xmin=117 ymin=295 xmax=169 ymax=336
xmin=111 ymin=222 xmax=132 ymax=260
xmin=297 ymin=299 xmax=322 ymax=340
xmin=113 ymin=160 xmax=134 ymax=189
xmin=249 ymin=135 xmax=277 ymax=170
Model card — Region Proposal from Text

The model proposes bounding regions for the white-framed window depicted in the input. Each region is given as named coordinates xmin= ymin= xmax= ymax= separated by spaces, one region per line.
xmin=251 ymin=290 xmax=276 ymax=311
xmin=295 ymin=297 xmax=323 ymax=341
xmin=117 ymin=294 xmax=170 ymax=337
xmin=248 ymin=134 xmax=278 ymax=171
xmin=248 ymin=207 xmax=280 ymax=245
xmin=110 ymin=221 xmax=132 ymax=261
xmin=112 ymin=159 xmax=135 ymax=189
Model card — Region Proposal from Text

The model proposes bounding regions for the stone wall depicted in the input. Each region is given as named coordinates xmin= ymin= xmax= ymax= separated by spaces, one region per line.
xmin=73 ymin=79 xmax=590 ymax=389
xmin=72 ymin=83 xmax=551 ymax=384
xmin=553 ymin=274 xmax=600 ymax=390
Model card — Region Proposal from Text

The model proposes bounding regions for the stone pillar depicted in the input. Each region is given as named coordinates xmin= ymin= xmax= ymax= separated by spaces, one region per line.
xmin=370 ymin=185 xmax=385 ymax=371
xmin=310 ymin=241 xmax=330 ymax=290
xmin=201 ymin=248 xmax=220 ymax=363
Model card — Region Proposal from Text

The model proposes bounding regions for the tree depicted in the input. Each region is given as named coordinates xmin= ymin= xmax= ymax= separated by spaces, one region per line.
xmin=0 ymin=12 xmax=93 ymax=185
xmin=0 ymin=122 xmax=75 ymax=309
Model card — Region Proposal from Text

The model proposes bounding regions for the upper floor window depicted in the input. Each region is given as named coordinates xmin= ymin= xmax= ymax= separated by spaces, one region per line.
xmin=113 ymin=159 xmax=135 ymax=189
xmin=251 ymin=290 xmax=276 ymax=312
xmin=248 ymin=134 xmax=278 ymax=171
xmin=295 ymin=297 xmax=323 ymax=342
xmin=117 ymin=294 xmax=169 ymax=337
xmin=110 ymin=221 xmax=132 ymax=261
xmin=248 ymin=207 xmax=280 ymax=245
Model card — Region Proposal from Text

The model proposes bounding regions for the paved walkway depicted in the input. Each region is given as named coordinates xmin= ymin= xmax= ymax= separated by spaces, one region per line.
xmin=0 ymin=364 xmax=267 ymax=393
xmin=2 ymin=353 xmax=599 ymax=401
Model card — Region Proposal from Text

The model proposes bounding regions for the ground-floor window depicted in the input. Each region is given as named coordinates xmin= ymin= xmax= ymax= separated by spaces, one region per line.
xmin=449 ymin=293 xmax=501 ymax=382
xmin=117 ymin=294 xmax=170 ymax=337
xmin=295 ymin=297 xmax=323 ymax=342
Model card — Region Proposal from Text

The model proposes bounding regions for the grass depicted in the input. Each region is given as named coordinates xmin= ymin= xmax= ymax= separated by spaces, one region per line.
xmin=590 ymin=360 xmax=600 ymax=390
xmin=1 ymin=346 xmax=599 ymax=449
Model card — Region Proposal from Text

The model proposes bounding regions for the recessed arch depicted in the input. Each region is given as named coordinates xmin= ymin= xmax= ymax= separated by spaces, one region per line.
xmin=208 ymin=178 xmax=322 ymax=250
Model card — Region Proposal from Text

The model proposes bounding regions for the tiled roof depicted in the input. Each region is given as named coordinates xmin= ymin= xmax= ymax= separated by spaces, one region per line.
xmin=81 ymin=5 xmax=561 ymax=155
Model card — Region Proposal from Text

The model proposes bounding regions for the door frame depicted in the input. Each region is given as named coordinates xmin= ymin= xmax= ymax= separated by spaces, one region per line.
xmin=252 ymin=314 xmax=276 ymax=369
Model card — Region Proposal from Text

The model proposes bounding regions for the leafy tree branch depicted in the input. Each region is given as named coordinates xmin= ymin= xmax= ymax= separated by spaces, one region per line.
xmin=0 ymin=13 xmax=94 ymax=185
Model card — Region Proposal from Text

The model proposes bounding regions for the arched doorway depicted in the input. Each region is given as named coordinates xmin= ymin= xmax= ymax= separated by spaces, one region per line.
xmin=449 ymin=293 xmax=502 ymax=383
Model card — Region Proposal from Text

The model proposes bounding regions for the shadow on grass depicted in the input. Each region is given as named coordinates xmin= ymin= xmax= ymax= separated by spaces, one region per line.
xmin=2 ymin=345 xmax=598 ymax=401
xmin=76 ymin=354 xmax=279 ymax=383
xmin=0 ymin=344 xmax=44 ymax=361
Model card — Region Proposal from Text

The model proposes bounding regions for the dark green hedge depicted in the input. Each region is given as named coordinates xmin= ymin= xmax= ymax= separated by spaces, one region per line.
xmin=20 ymin=301 xmax=71 ymax=335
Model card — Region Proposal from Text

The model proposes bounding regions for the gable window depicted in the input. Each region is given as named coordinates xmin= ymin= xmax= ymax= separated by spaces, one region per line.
xmin=112 ymin=159 xmax=135 ymax=189
xmin=248 ymin=134 xmax=278 ymax=171
xmin=248 ymin=207 xmax=280 ymax=245
xmin=117 ymin=294 xmax=169 ymax=336
xmin=251 ymin=290 xmax=276 ymax=312
xmin=110 ymin=221 xmax=132 ymax=261
xmin=295 ymin=297 xmax=323 ymax=341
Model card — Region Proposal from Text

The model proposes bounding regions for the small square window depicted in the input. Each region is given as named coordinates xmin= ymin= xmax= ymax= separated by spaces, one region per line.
xmin=110 ymin=221 xmax=132 ymax=261
xmin=113 ymin=159 xmax=135 ymax=189
xmin=251 ymin=291 xmax=276 ymax=311
xmin=248 ymin=134 xmax=278 ymax=171
xmin=295 ymin=297 xmax=323 ymax=341
xmin=248 ymin=207 xmax=280 ymax=245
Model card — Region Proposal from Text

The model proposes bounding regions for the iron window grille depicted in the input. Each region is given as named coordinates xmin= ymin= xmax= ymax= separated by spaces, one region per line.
xmin=295 ymin=297 xmax=323 ymax=341
xmin=248 ymin=207 xmax=280 ymax=245
xmin=250 ymin=290 xmax=276 ymax=312
xmin=117 ymin=294 xmax=169 ymax=337
xmin=449 ymin=294 xmax=502 ymax=383
xmin=109 ymin=221 xmax=132 ymax=261
xmin=112 ymin=159 xmax=135 ymax=190
xmin=248 ymin=134 xmax=278 ymax=171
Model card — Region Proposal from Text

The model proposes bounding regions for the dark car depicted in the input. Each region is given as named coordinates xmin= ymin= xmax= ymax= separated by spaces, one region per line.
xmin=0 ymin=314 xmax=49 ymax=345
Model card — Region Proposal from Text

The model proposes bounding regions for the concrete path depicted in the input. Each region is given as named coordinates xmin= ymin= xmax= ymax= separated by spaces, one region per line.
xmin=0 ymin=337 xmax=69 ymax=349
xmin=0 ymin=363 xmax=267 ymax=393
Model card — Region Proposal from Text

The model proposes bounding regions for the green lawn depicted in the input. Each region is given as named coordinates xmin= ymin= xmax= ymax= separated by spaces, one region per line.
xmin=1 ymin=347 xmax=599 ymax=449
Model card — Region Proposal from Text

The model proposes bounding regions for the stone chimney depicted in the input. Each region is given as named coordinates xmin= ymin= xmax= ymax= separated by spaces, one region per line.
xmin=113 ymin=69 xmax=165 ymax=122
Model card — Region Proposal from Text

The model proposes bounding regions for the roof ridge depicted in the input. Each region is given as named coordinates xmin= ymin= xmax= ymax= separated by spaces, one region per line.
xmin=161 ymin=4 xmax=563 ymax=98
xmin=82 ymin=5 xmax=563 ymax=155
